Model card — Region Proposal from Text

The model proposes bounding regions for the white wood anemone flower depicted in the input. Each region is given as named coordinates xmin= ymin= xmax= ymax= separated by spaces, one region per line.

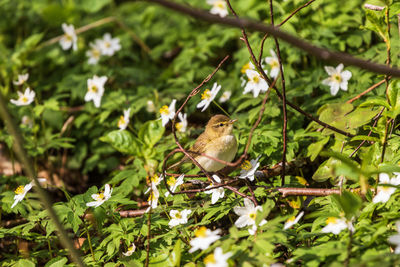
xmin=321 ymin=217 xmax=351 ymax=235
xmin=145 ymin=174 xmax=164 ymax=194
xmin=10 ymin=87 xmax=35 ymax=106
xmin=13 ymin=73 xmax=29 ymax=86
xmin=86 ymin=40 xmax=102 ymax=65
xmin=175 ymin=112 xmax=188 ymax=133
xmin=99 ymin=33 xmax=121 ymax=56
xmin=283 ymin=211 xmax=304 ymax=230
xmin=189 ymin=226 xmax=221 ymax=253
xmin=264 ymin=49 xmax=280 ymax=79
xmin=165 ymin=174 xmax=184 ymax=197
xmin=159 ymin=99 xmax=176 ymax=127
xmin=11 ymin=179 xmax=46 ymax=208
xmin=238 ymin=156 xmax=260 ymax=181
xmin=322 ymin=63 xmax=352 ymax=96
xmin=204 ymin=247 xmax=232 ymax=267
xmin=206 ymin=0 xmax=228 ymax=17
xmin=204 ymin=175 xmax=225 ymax=204
xmin=234 ymin=198 xmax=267 ymax=235
xmin=373 ymin=173 xmax=400 ymax=204
xmin=86 ymin=184 xmax=112 ymax=208
xmin=59 ymin=23 xmax=77 ymax=51
xmin=146 ymin=184 xmax=159 ymax=213
xmin=168 ymin=209 xmax=192 ymax=227
xmin=388 ymin=221 xmax=400 ymax=254
xmin=219 ymin=91 xmax=232 ymax=103
xmin=122 ymin=243 xmax=136 ymax=256
xmin=117 ymin=108 xmax=131 ymax=130
xmin=85 ymin=75 xmax=107 ymax=108
xmin=197 ymin=82 xmax=221 ymax=112
xmin=243 ymin=69 xmax=269 ymax=98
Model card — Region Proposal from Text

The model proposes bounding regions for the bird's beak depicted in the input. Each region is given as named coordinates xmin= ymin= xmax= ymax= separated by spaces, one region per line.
xmin=228 ymin=119 xmax=238 ymax=124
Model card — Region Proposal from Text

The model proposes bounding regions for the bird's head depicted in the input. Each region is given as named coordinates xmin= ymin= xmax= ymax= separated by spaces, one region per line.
xmin=205 ymin=114 xmax=237 ymax=138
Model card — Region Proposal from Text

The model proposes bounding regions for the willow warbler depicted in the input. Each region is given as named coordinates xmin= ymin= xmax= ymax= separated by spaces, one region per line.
xmin=171 ymin=114 xmax=238 ymax=172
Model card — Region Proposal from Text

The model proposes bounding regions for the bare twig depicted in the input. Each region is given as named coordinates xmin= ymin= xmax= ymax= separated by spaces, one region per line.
xmin=346 ymin=79 xmax=386 ymax=104
xmin=268 ymin=0 xmax=288 ymax=186
xmin=364 ymin=4 xmax=384 ymax=11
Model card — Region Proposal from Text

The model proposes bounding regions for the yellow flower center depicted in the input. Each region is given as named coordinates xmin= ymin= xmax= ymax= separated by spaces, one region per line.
xmin=21 ymin=96 xmax=28 ymax=103
xmin=379 ymin=186 xmax=391 ymax=192
xmin=204 ymin=253 xmax=216 ymax=264
xmin=159 ymin=105 xmax=169 ymax=115
xmin=241 ymin=160 xmax=252 ymax=171
xmin=249 ymin=213 xmax=256 ymax=220
xmin=194 ymin=226 xmax=207 ymax=238
xmin=270 ymin=60 xmax=279 ymax=69
xmin=288 ymin=200 xmax=301 ymax=209
xmin=287 ymin=216 xmax=296 ymax=223
xmin=176 ymin=122 xmax=183 ymax=132
xmin=105 ymin=41 xmax=111 ymax=48
xmin=92 ymin=48 xmax=101 ymax=58
xmin=249 ymin=75 xmax=260 ymax=83
xmin=15 ymin=185 xmax=25 ymax=195
xmin=128 ymin=245 xmax=135 ymax=252
xmin=90 ymin=85 xmax=98 ymax=93
xmin=96 ymin=193 xmax=105 ymax=201
xmin=148 ymin=192 xmax=157 ymax=202
xmin=118 ymin=115 xmax=126 ymax=127
xmin=214 ymin=1 xmax=225 ymax=9
xmin=326 ymin=217 xmax=337 ymax=225
xmin=175 ymin=212 xmax=182 ymax=219
xmin=65 ymin=34 xmax=73 ymax=41
xmin=332 ymin=74 xmax=342 ymax=82
xmin=201 ymin=89 xmax=212 ymax=100
xmin=167 ymin=176 xmax=176 ymax=186
xmin=241 ymin=62 xmax=251 ymax=74
xmin=150 ymin=174 xmax=159 ymax=183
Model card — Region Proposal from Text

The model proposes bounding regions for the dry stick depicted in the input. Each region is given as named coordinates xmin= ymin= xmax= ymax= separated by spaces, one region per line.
xmin=0 ymin=94 xmax=84 ymax=266
xmin=38 ymin=16 xmax=117 ymax=49
xmin=144 ymin=0 xmax=400 ymax=77
xmin=259 ymin=0 xmax=316 ymax=63
xmin=346 ymin=79 xmax=386 ymax=104
xmin=364 ymin=4 xmax=384 ymax=11
xmin=269 ymin=0 xmax=288 ymax=187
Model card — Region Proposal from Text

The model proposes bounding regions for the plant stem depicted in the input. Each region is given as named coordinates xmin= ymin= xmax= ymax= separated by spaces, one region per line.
xmin=212 ymin=100 xmax=230 ymax=117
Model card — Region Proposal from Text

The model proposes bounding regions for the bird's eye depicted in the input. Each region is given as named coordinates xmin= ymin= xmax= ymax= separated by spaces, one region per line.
xmin=219 ymin=123 xmax=224 ymax=127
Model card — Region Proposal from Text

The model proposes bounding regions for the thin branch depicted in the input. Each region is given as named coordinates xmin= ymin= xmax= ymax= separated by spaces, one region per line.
xmin=269 ymin=0 xmax=288 ymax=186
xmin=143 ymin=0 xmax=400 ymax=77
xmin=364 ymin=4 xmax=384 ymax=11
xmin=346 ymin=79 xmax=386 ymax=104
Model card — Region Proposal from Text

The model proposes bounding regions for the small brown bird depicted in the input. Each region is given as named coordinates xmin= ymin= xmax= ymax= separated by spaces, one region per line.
xmin=170 ymin=114 xmax=238 ymax=172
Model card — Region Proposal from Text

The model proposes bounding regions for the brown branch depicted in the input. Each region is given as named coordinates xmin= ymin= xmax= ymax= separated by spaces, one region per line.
xmin=346 ymin=79 xmax=386 ymax=104
xmin=142 ymin=0 xmax=400 ymax=77
xmin=268 ymin=0 xmax=288 ymax=186
xmin=277 ymin=187 xmax=341 ymax=197
xmin=364 ymin=4 xmax=384 ymax=11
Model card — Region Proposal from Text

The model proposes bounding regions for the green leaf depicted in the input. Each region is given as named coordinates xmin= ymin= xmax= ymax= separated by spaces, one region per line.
xmin=307 ymin=136 xmax=330 ymax=161
xmin=358 ymin=97 xmax=390 ymax=109
xmin=138 ymin=119 xmax=165 ymax=149
xmin=15 ymin=259 xmax=35 ymax=267
xmin=332 ymin=191 xmax=362 ymax=219
xmin=100 ymin=130 xmax=142 ymax=155
xmin=79 ymin=0 xmax=111 ymax=13
xmin=171 ymin=239 xmax=182 ymax=266
xmin=44 ymin=257 xmax=68 ymax=267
